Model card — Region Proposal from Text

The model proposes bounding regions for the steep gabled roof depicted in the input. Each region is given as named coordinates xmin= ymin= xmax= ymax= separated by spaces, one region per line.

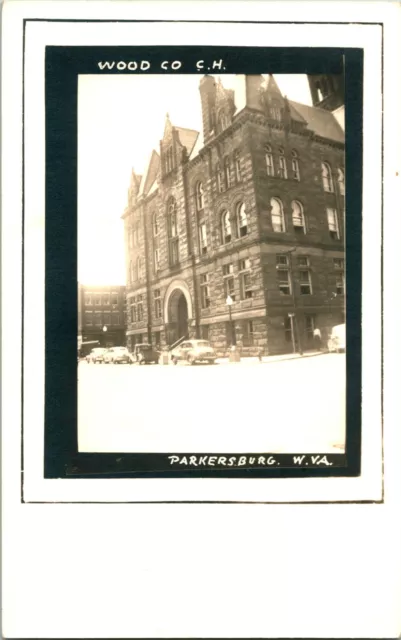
xmin=138 ymin=150 xmax=160 ymax=197
xmin=175 ymin=127 xmax=199 ymax=156
xmin=289 ymin=100 xmax=345 ymax=143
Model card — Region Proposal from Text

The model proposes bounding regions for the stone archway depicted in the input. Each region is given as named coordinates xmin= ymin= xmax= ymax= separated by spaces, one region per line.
xmin=164 ymin=279 xmax=193 ymax=347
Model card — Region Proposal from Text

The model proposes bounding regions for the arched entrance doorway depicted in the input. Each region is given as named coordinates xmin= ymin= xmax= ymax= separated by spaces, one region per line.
xmin=166 ymin=290 xmax=189 ymax=346
xmin=164 ymin=280 xmax=193 ymax=347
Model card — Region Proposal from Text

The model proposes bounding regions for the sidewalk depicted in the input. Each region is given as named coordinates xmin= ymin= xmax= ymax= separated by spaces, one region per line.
xmin=215 ymin=349 xmax=328 ymax=365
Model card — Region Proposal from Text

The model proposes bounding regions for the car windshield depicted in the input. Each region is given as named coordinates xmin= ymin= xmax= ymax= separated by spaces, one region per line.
xmin=92 ymin=349 xmax=105 ymax=354
xmin=194 ymin=341 xmax=211 ymax=348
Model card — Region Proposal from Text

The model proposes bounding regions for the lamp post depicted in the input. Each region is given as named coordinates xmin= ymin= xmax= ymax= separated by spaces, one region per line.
xmin=102 ymin=325 xmax=107 ymax=347
xmin=226 ymin=295 xmax=236 ymax=346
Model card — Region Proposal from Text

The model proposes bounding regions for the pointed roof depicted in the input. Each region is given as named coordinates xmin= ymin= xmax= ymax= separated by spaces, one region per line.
xmin=138 ymin=150 xmax=160 ymax=197
xmin=288 ymin=100 xmax=345 ymax=143
xmin=175 ymin=127 xmax=199 ymax=156
xmin=263 ymin=74 xmax=283 ymax=98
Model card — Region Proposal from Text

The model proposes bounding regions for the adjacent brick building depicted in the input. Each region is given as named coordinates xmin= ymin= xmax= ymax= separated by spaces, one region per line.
xmin=78 ymin=284 xmax=127 ymax=350
xmin=123 ymin=74 xmax=345 ymax=356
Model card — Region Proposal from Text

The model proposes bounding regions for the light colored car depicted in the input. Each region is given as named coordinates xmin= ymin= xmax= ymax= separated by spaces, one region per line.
xmin=86 ymin=347 xmax=107 ymax=364
xmin=103 ymin=346 xmax=132 ymax=364
xmin=171 ymin=339 xmax=217 ymax=365
xmin=327 ymin=323 xmax=346 ymax=353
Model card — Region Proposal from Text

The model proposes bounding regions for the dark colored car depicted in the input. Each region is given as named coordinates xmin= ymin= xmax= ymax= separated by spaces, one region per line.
xmin=132 ymin=344 xmax=159 ymax=365
xmin=171 ymin=340 xmax=217 ymax=365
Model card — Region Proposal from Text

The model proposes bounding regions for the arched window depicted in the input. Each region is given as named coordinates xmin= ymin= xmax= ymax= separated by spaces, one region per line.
xmin=237 ymin=203 xmax=248 ymax=237
xmin=195 ymin=182 xmax=204 ymax=211
xmin=291 ymin=200 xmax=306 ymax=233
xmin=291 ymin=150 xmax=300 ymax=181
xmin=224 ymin=158 xmax=231 ymax=189
xmin=265 ymin=145 xmax=274 ymax=177
xmin=315 ymin=81 xmax=324 ymax=102
xmin=221 ymin=210 xmax=232 ymax=244
xmin=165 ymin=147 xmax=174 ymax=173
xmin=167 ymin=199 xmax=177 ymax=238
xmin=278 ymin=148 xmax=287 ymax=179
xmin=217 ymin=163 xmax=224 ymax=193
xmin=234 ymin=150 xmax=242 ymax=182
xmin=153 ymin=212 xmax=159 ymax=237
xmin=337 ymin=168 xmax=345 ymax=195
xmin=167 ymin=198 xmax=179 ymax=265
xmin=270 ymin=198 xmax=285 ymax=233
xmin=322 ymin=162 xmax=334 ymax=192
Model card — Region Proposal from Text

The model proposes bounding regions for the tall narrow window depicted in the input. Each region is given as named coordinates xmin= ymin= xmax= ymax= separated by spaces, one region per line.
xmin=291 ymin=150 xmax=300 ymax=181
xmin=154 ymin=289 xmax=162 ymax=318
xmin=195 ymin=182 xmax=204 ymax=211
xmin=153 ymin=212 xmax=159 ymax=237
xmin=322 ymin=162 xmax=334 ymax=192
xmin=276 ymin=255 xmax=291 ymax=295
xmin=239 ymin=258 xmax=252 ymax=299
xmin=135 ymin=257 xmax=140 ymax=281
xmin=270 ymin=198 xmax=285 ymax=233
xmin=305 ymin=315 xmax=315 ymax=340
xmin=217 ymin=163 xmax=224 ymax=193
xmin=291 ymin=200 xmax=306 ymax=234
xmin=265 ymin=145 xmax=274 ymax=176
xmin=337 ymin=168 xmax=345 ymax=195
xmin=199 ymin=222 xmax=208 ymax=255
xmin=224 ymin=158 xmax=232 ymax=189
xmin=221 ymin=210 xmax=232 ymax=244
xmin=167 ymin=199 xmax=179 ymax=265
xmin=154 ymin=248 xmax=160 ymax=272
xmin=242 ymin=321 xmax=255 ymax=347
xmin=299 ymin=265 xmax=312 ymax=295
xmin=327 ymin=207 xmax=340 ymax=239
xmin=237 ymin=202 xmax=248 ymax=237
xmin=277 ymin=148 xmax=287 ymax=179
xmin=200 ymin=274 xmax=211 ymax=309
xmin=234 ymin=151 xmax=242 ymax=182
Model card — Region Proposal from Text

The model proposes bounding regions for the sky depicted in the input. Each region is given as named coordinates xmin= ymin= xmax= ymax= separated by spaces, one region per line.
xmin=78 ymin=74 xmax=312 ymax=285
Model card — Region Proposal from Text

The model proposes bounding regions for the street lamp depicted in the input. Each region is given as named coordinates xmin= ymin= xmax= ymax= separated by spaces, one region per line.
xmin=226 ymin=295 xmax=236 ymax=346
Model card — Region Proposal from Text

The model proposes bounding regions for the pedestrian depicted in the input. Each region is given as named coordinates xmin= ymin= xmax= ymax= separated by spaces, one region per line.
xmin=257 ymin=346 xmax=263 ymax=362
xmin=313 ymin=327 xmax=322 ymax=351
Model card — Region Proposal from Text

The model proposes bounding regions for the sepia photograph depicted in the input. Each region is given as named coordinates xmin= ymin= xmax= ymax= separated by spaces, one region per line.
xmin=77 ymin=71 xmax=346 ymax=456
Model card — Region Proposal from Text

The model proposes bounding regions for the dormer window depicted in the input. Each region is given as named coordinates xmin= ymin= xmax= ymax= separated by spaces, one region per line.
xmin=218 ymin=110 xmax=229 ymax=133
xmin=224 ymin=158 xmax=232 ymax=189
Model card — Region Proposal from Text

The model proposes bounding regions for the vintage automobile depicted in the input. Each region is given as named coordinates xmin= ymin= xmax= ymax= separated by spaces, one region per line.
xmin=103 ymin=346 xmax=132 ymax=364
xmin=131 ymin=343 xmax=160 ymax=365
xmin=327 ymin=323 xmax=346 ymax=353
xmin=85 ymin=347 xmax=107 ymax=364
xmin=170 ymin=339 xmax=217 ymax=365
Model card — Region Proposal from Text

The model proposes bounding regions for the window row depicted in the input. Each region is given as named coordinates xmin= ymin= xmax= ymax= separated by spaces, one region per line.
xmin=215 ymin=151 xmax=242 ymax=194
xmin=276 ymin=254 xmax=345 ymax=296
xmin=83 ymin=311 xmax=120 ymax=326
xmin=129 ymin=257 xmax=146 ymax=283
xmin=321 ymin=162 xmax=345 ymax=195
xmin=84 ymin=293 xmax=119 ymax=306
xmin=265 ymin=146 xmax=300 ymax=181
xmin=269 ymin=198 xmax=341 ymax=239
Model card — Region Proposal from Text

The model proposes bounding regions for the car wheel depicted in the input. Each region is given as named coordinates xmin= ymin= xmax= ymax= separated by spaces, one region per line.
xmin=187 ymin=355 xmax=196 ymax=365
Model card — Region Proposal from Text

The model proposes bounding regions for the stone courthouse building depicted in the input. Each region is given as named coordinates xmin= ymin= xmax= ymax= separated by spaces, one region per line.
xmin=123 ymin=73 xmax=345 ymax=355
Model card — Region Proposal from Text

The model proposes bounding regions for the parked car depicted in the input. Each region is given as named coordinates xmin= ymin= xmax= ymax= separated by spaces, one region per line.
xmin=171 ymin=339 xmax=217 ymax=365
xmin=327 ymin=323 xmax=346 ymax=353
xmin=86 ymin=347 xmax=107 ymax=364
xmin=103 ymin=346 xmax=132 ymax=364
xmin=132 ymin=343 xmax=160 ymax=365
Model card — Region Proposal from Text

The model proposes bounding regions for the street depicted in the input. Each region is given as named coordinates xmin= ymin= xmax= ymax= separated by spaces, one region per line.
xmin=78 ymin=353 xmax=346 ymax=454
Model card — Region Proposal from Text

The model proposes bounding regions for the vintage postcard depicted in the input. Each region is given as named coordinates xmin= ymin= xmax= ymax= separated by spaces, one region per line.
xmin=17 ymin=19 xmax=381 ymax=504
xmin=2 ymin=1 xmax=400 ymax=638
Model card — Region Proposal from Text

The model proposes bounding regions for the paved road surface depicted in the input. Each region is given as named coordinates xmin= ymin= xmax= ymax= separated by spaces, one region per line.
xmin=78 ymin=354 xmax=346 ymax=454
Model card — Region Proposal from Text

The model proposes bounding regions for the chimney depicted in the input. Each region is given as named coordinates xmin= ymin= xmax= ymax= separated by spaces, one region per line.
xmin=199 ymin=75 xmax=216 ymax=143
